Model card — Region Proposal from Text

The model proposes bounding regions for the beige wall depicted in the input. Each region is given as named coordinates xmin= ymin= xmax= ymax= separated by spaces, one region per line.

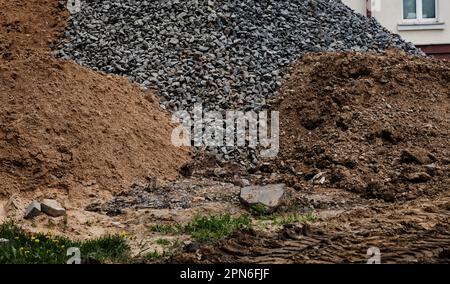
xmin=342 ymin=0 xmax=450 ymax=45
xmin=342 ymin=0 xmax=367 ymax=15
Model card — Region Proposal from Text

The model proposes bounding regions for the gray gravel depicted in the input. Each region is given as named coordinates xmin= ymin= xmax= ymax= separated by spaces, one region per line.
xmin=58 ymin=0 xmax=422 ymax=112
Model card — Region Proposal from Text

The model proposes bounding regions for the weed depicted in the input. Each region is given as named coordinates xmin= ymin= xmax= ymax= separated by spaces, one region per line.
xmin=250 ymin=203 xmax=270 ymax=216
xmin=150 ymin=214 xmax=252 ymax=242
xmin=265 ymin=212 xmax=319 ymax=226
xmin=149 ymin=224 xmax=181 ymax=234
xmin=155 ymin=238 xmax=171 ymax=246
xmin=0 ymin=221 xmax=129 ymax=264
xmin=184 ymin=214 xmax=252 ymax=242
xmin=63 ymin=214 xmax=68 ymax=229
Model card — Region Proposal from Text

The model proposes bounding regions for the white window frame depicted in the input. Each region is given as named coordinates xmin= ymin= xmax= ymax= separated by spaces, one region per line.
xmin=402 ymin=0 xmax=439 ymax=23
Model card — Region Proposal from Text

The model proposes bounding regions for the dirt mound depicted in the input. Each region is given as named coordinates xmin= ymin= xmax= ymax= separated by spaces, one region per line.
xmin=0 ymin=55 xmax=191 ymax=196
xmin=0 ymin=0 xmax=68 ymax=60
xmin=0 ymin=0 xmax=191 ymax=197
xmin=274 ymin=50 xmax=450 ymax=201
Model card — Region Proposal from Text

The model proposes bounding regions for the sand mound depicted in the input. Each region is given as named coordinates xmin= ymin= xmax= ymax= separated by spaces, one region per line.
xmin=275 ymin=50 xmax=450 ymax=201
xmin=0 ymin=55 xmax=190 ymax=196
xmin=0 ymin=0 xmax=68 ymax=60
xmin=0 ymin=0 xmax=191 ymax=197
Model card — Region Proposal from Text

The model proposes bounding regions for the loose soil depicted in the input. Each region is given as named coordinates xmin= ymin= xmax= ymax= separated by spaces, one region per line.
xmin=0 ymin=0 xmax=68 ymax=59
xmin=274 ymin=51 xmax=450 ymax=202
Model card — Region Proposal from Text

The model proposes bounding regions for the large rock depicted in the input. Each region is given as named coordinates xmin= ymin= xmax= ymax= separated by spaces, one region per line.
xmin=24 ymin=200 xmax=41 ymax=219
xmin=240 ymin=184 xmax=287 ymax=213
xmin=41 ymin=199 xmax=66 ymax=217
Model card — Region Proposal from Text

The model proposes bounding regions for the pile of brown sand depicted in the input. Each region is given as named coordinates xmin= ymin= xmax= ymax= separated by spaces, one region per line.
xmin=0 ymin=0 xmax=68 ymax=60
xmin=275 ymin=50 xmax=450 ymax=201
xmin=0 ymin=0 xmax=191 ymax=197
xmin=0 ymin=56 xmax=191 ymax=196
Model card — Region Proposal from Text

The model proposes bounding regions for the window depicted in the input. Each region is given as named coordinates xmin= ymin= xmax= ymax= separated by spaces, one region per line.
xmin=422 ymin=0 xmax=436 ymax=19
xmin=403 ymin=0 xmax=437 ymax=21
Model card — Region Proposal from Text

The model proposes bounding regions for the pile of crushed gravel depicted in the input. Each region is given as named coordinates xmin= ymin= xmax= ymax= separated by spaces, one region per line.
xmin=58 ymin=0 xmax=422 ymax=112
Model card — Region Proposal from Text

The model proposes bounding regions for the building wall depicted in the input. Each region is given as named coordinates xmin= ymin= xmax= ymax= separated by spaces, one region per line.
xmin=342 ymin=0 xmax=450 ymax=45
xmin=342 ymin=0 xmax=367 ymax=15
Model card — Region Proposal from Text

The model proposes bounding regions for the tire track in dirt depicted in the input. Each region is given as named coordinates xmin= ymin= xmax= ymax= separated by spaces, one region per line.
xmin=173 ymin=191 xmax=450 ymax=264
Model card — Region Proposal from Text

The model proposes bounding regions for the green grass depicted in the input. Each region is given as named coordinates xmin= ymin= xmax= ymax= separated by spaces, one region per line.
xmin=258 ymin=212 xmax=319 ymax=226
xmin=149 ymin=214 xmax=252 ymax=242
xmin=272 ymin=212 xmax=319 ymax=225
xmin=155 ymin=238 xmax=172 ymax=246
xmin=184 ymin=214 xmax=252 ymax=242
xmin=149 ymin=224 xmax=181 ymax=234
xmin=250 ymin=203 xmax=270 ymax=216
xmin=0 ymin=221 xmax=130 ymax=264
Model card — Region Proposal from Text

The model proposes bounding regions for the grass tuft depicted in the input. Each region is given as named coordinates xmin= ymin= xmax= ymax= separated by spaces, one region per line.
xmin=258 ymin=212 xmax=319 ymax=226
xmin=0 ymin=221 xmax=129 ymax=264
xmin=184 ymin=214 xmax=252 ymax=242
xmin=149 ymin=214 xmax=252 ymax=242
xmin=149 ymin=224 xmax=181 ymax=234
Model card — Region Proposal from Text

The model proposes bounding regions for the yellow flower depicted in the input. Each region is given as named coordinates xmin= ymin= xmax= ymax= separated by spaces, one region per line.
xmin=35 ymin=239 xmax=40 ymax=243
xmin=53 ymin=239 xmax=59 ymax=244
xmin=15 ymin=237 xmax=19 ymax=240
xmin=120 ymin=231 xmax=128 ymax=238
xmin=31 ymin=236 xmax=36 ymax=241
xmin=60 ymin=245 xmax=65 ymax=249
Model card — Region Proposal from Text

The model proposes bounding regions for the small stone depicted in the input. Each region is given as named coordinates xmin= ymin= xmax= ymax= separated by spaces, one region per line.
xmin=240 ymin=184 xmax=287 ymax=213
xmin=310 ymin=172 xmax=326 ymax=184
xmin=24 ymin=201 xmax=41 ymax=219
xmin=342 ymin=106 xmax=351 ymax=111
xmin=184 ymin=241 xmax=201 ymax=253
xmin=425 ymin=164 xmax=438 ymax=176
xmin=400 ymin=150 xmax=424 ymax=165
xmin=405 ymin=172 xmax=432 ymax=183
xmin=41 ymin=199 xmax=66 ymax=217
xmin=169 ymin=38 xmax=179 ymax=45
xmin=232 ymin=176 xmax=250 ymax=187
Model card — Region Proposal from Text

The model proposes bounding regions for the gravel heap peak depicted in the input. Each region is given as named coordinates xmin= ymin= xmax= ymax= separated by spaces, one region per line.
xmin=59 ymin=0 xmax=422 ymax=112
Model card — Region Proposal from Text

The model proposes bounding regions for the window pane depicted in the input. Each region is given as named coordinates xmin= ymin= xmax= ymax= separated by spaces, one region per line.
xmin=422 ymin=0 xmax=436 ymax=18
xmin=403 ymin=0 xmax=417 ymax=19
